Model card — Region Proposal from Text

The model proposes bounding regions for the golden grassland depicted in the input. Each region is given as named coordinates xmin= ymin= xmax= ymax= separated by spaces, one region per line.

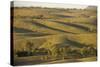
xmin=12 ymin=6 xmax=97 ymax=65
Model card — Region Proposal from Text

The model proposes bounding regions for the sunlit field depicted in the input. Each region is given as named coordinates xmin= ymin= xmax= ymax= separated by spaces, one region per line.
xmin=11 ymin=5 xmax=97 ymax=66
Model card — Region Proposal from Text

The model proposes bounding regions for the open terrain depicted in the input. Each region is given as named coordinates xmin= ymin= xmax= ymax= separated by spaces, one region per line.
xmin=12 ymin=6 xmax=97 ymax=65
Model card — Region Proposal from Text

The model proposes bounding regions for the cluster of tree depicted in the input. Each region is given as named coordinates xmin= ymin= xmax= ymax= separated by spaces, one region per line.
xmin=54 ymin=45 xmax=97 ymax=59
xmin=16 ymin=41 xmax=97 ymax=60
xmin=45 ymin=43 xmax=97 ymax=60
xmin=16 ymin=41 xmax=50 ymax=57
xmin=16 ymin=48 xmax=49 ymax=57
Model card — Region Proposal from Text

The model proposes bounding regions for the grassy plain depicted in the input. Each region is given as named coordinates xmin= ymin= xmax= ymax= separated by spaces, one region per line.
xmin=12 ymin=6 xmax=97 ymax=65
